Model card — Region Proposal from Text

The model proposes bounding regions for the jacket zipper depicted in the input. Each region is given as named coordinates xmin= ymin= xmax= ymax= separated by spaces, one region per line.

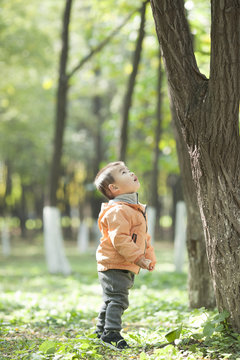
xmin=139 ymin=206 xmax=148 ymax=232
xmin=138 ymin=206 xmax=148 ymax=254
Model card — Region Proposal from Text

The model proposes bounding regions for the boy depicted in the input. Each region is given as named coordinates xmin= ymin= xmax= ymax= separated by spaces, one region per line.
xmin=94 ymin=161 xmax=156 ymax=350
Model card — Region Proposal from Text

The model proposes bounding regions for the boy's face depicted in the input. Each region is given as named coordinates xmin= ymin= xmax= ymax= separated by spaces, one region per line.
xmin=109 ymin=164 xmax=140 ymax=196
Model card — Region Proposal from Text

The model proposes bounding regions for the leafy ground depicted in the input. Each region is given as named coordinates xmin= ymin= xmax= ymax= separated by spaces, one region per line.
xmin=0 ymin=238 xmax=240 ymax=360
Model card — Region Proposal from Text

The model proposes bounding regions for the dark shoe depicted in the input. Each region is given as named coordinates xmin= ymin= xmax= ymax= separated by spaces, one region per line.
xmin=101 ymin=330 xmax=130 ymax=350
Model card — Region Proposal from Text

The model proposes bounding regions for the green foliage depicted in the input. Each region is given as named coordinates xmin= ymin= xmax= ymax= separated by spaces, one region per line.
xmin=165 ymin=324 xmax=182 ymax=343
xmin=202 ymin=310 xmax=230 ymax=338
xmin=1 ymin=240 xmax=240 ymax=359
xmin=39 ymin=340 xmax=56 ymax=354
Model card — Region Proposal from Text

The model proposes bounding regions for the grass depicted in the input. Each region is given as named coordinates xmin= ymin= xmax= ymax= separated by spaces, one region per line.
xmin=0 ymin=237 xmax=240 ymax=359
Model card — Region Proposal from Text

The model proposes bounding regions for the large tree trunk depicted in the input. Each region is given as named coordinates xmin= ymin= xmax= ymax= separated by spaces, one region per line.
xmin=118 ymin=1 xmax=147 ymax=161
xmin=172 ymin=104 xmax=215 ymax=309
xmin=150 ymin=0 xmax=240 ymax=330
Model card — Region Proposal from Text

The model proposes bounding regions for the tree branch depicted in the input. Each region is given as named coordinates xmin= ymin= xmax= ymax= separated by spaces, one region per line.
xmin=149 ymin=0 xmax=207 ymax=110
xmin=67 ymin=8 xmax=139 ymax=80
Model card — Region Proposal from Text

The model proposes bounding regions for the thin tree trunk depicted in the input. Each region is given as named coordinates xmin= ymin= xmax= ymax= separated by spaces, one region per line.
xmin=149 ymin=50 xmax=163 ymax=241
xmin=1 ymin=160 xmax=12 ymax=215
xmin=49 ymin=0 xmax=72 ymax=206
xmin=1 ymin=221 xmax=10 ymax=256
xmin=118 ymin=1 xmax=147 ymax=161
xmin=150 ymin=0 xmax=240 ymax=330
xmin=91 ymin=69 xmax=104 ymax=220
xmin=1 ymin=162 xmax=11 ymax=255
xmin=19 ymin=183 xmax=27 ymax=237
xmin=44 ymin=0 xmax=73 ymax=275
xmin=150 ymin=50 xmax=162 ymax=208
xmin=93 ymin=70 xmax=103 ymax=176
xmin=94 ymin=94 xmax=102 ymax=175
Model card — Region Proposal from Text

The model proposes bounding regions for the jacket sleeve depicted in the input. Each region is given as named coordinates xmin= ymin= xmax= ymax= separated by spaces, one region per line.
xmin=105 ymin=206 xmax=144 ymax=264
xmin=145 ymin=233 xmax=157 ymax=266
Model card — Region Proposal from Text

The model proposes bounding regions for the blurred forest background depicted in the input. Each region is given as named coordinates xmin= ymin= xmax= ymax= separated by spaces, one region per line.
xmin=0 ymin=0 xmax=210 ymax=248
xmin=1 ymin=1 xmax=240 ymax=358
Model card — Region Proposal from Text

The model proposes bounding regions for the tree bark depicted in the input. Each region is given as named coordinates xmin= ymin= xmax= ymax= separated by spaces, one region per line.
xmin=150 ymin=0 xmax=240 ymax=330
xmin=172 ymin=104 xmax=215 ymax=309
xmin=118 ymin=1 xmax=147 ymax=161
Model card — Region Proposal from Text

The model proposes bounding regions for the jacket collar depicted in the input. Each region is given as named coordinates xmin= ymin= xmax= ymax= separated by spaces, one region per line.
xmin=98 ymin=193 xmax=146 ymax=228
xmin=109 ymin=193 xmax=139 ymax=205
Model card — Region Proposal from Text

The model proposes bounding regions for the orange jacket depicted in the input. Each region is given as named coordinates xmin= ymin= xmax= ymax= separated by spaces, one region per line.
xmin=96 ymin=201 xmax=156 ymax=274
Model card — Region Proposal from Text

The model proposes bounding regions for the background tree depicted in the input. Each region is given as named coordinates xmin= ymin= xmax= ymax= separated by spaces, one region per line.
xmin=148 ymin=51 xmax=163 ymax=242
xmin=49 ymin=0 xmax=73 ymax=207
xmin=44 ymin=0 xmax=73 ymax=275
xmin=150 ymin=0 xmax=240 ymax=330
xmin=118 ymin=1 xmax=147 ymax=161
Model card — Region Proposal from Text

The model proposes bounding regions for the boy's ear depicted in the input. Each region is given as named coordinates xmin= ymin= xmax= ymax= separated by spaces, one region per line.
xmin=108 ymin=183 xmax=118 ymax=194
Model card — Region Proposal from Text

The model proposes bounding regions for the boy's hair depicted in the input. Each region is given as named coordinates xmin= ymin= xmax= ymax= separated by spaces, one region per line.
xmin=95 ymin=161 xmax=124 ymax=199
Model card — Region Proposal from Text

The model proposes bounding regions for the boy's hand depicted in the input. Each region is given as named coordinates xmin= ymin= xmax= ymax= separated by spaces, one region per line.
xmin=148 ymin=264 xmax=155 ymax=271
xmin=136 ymin=257 xmax=153 ymax=271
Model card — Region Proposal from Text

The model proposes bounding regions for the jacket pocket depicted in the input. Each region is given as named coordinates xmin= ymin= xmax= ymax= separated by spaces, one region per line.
xmin=132 ymin=233 xmax=137 ymax=243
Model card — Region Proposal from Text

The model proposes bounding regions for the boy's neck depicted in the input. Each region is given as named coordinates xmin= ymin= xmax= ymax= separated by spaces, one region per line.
xmin=109 ymin=192 xmax=139 ymax=205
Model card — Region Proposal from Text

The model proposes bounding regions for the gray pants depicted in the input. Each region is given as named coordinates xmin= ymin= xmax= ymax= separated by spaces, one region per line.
xmin=96 ymin=269 xmax=135 ymax=332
